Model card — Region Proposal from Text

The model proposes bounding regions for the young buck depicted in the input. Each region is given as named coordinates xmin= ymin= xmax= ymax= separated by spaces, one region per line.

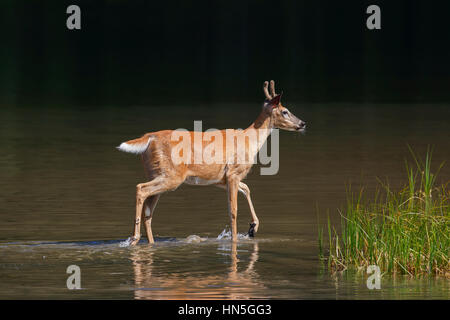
xmin=117 ymin=80 xmax=306 ymax=245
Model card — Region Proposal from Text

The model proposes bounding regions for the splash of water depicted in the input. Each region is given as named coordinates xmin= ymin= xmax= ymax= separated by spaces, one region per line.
xmin=119 ymin=237 xmax=134 ymax=247
xmin=217 ymin=228 xmax=230 ymax=240
xmin=217 ymin=228 xmax=249 ymax=240
xmin=118 ymin=229 xmax=249 ymax=247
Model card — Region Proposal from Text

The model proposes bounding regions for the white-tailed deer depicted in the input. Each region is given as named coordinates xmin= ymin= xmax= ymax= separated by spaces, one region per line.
xmin=117 ymin=80 xmax=306 ymax=245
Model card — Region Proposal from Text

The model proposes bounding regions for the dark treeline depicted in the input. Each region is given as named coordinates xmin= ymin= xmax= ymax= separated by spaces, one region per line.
xmin=0 ymin=0 xmax=449 ymax=107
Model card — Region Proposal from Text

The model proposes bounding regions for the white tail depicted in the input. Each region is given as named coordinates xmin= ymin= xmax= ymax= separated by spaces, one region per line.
xmin=117 ymin=135 xmax=153 ymax=154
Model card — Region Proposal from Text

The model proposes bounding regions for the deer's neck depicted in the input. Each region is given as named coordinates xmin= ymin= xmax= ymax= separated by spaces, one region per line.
xmin=245 ymin=110 xmax=273 ymax=154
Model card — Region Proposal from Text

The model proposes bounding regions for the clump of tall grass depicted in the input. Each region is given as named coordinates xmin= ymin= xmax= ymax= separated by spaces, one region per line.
xmin=319 ymin=148 xmax=449 ymax=277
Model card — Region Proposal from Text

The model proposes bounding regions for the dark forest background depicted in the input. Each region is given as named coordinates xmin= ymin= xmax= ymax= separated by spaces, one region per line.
xmin=0 ymin=0 xmax=449 ymax=107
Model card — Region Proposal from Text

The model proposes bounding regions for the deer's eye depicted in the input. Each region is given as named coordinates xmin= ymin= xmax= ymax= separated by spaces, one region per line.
xmin=282 ymin=110 xmax=289 ymax=117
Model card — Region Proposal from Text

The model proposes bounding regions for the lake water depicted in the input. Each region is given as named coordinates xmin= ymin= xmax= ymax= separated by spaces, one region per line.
xmin=0 ymin=103 xmax=449 ymax=299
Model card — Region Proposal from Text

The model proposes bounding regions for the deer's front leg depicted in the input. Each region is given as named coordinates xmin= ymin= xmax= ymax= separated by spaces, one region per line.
xmin=227 ymin=178 xmax=239 ymax=242
xmin=238 ymin=182 xmax=259 ymax=237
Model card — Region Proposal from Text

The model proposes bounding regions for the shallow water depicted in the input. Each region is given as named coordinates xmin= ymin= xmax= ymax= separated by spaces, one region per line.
xmin=0 ymin=103 xmax=449 ymax=299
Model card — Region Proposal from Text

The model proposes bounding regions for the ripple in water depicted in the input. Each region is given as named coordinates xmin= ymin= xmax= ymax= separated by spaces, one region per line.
xmin=118 ymin=228 xmax=249 ymax=247
xmin=183 ymin=235 xmax=207 ymax=243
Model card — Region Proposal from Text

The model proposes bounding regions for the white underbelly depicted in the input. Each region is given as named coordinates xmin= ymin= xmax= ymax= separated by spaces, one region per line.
xmin=184 ymin=176 xmax=221 ymax=186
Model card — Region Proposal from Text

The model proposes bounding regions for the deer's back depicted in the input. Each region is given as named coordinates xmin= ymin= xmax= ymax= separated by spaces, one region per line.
xmin=141 ymin=129 xmax=253 ymax=184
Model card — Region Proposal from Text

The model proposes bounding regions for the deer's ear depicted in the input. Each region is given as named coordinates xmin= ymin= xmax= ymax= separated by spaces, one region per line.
xmin=269 ymin=93 xmax=282 ymax=107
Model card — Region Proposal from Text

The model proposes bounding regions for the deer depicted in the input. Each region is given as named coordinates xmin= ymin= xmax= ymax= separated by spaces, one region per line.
xmin=117 ymin=80 xmax=306 ymax=245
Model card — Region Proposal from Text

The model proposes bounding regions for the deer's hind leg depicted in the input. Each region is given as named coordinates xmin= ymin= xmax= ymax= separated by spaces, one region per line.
xmin=142 ymin=195 xmax=160 ymax=244
xmin=130 ymin=175 xmax=184 ymax=246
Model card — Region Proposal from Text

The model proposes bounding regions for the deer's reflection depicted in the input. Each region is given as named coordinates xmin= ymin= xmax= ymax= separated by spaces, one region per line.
xmin=131 ymin=241 xmax=264 ymax=299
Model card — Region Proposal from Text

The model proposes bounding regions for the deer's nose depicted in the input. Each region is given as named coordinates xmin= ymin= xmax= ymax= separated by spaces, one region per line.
xmin=298 ymin=121 xmax=306 ymax=129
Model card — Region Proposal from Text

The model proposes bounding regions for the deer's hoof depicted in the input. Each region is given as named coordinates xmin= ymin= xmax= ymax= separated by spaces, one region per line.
xmin=129 ymin=236 xmax=140 ymax=246
xmin=248 ymin=223 xmax=257 ymax=238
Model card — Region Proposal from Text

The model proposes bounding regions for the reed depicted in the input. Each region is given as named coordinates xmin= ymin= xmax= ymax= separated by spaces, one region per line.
xmin=320 ymin=148 xmax=449 ymax=277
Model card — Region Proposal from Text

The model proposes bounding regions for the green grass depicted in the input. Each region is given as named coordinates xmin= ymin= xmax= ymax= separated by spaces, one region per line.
xmin=319 ymin=148 xmax=450 ymax=277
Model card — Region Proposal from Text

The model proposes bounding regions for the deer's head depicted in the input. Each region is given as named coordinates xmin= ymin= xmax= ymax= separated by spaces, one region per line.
xmin=263 ymin=80 xmax=306 ymax=132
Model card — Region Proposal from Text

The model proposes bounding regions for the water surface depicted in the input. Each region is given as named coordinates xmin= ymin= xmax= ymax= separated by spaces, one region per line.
xmin=0 ymin=103 xmax=449 ymax=299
